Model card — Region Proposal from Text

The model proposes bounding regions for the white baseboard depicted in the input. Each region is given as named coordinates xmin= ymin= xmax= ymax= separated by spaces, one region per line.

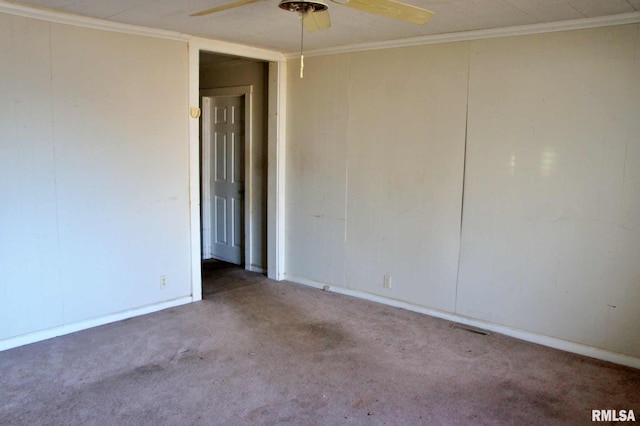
xmin=0 ymin=296 xmax=193 ymax=352
xmin=285 ymin=275 xmax=640 ymax=370
xmin=247 ymin=265 xmax=266 ymax=274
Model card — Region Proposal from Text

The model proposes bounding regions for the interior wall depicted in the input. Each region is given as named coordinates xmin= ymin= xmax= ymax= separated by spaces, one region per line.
xmin=457 ymin=24 xmax=640 ymax=358
xmin=0 ymin=13 xmax=191 ymax=342
xmin=285 ymin=24 xmax=640 ymax=359
xmin=286 ymin=44 xmax=469 ymax=311
xmin=200 ymin=59 xmax=268 ymax=271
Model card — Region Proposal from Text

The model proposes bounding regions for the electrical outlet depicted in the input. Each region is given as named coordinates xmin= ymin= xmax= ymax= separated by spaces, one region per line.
xmin=383 ymin=275 xmax=392 ymax=289
xmin=160 ymin=275 xmax=168 ymax=289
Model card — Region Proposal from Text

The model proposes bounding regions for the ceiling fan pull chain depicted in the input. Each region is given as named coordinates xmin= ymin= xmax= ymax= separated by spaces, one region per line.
xmin=300 ymin=12 xmax=305 ymax=78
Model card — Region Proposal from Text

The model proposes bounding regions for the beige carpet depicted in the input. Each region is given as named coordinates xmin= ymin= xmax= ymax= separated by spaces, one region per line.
xmin=1 ymin=261 xmax=638 ymax=425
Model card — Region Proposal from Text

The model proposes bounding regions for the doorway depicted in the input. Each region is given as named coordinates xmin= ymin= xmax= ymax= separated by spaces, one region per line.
xmin=189 ymin=43 xmax=286 ymax=302
xmin=198 ymin=52 xmax=269 ymax=295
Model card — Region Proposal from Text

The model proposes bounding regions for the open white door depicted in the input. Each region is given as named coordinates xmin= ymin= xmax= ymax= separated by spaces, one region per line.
xmin=201 ymin=89 xmax=251 ymax=265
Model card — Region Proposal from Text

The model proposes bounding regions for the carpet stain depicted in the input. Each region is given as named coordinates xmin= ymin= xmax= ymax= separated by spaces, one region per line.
xmin=289 ymin=321 xmax=352 ymax=352
xmin=498 ymin=380 xmax=564 ymax=419
xmin=169 ymin=348 xmax=202 ymax=364
xmin=245 ymin=397 xmax=329 ymax=423
xmin=352 ymin=396 xmax=378 ymax=409
xmin=132 ymin=364 xmax=164 ymax=376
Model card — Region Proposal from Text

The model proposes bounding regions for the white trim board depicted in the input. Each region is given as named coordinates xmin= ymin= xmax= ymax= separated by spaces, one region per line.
xmin=188 ymin=43 xmax=204 ymax=302
xmin=0 ymin=0 xmax=190 ymax=41
xmin=0 ymin=2 xmax=286 ymax=59
xmin=284 ymin=275 xmax=640 ymax=370
xmin=192 ymin=37 xmax=285 ymax=63
xmin=188 ymin=44 xmax=287 ymax=294
xmin=2 ymin=0 xmax=638 ymax=58
xmin=284 ymin=11 xmax=640 ymax=58
xmin=0 ymin=296 xmax=193 ymax=352
xmin=267 ymin=61 xmax=287 ymax=281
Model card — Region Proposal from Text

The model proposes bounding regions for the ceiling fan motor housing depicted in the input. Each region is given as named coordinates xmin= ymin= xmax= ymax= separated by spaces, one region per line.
xmin=279 ymin=0 xmax=328 ymax=14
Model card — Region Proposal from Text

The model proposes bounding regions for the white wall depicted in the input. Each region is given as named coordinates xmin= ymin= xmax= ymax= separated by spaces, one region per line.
xmin=457 ymin=24 xmax=640 ymax=358
xmin=285 ymin=24 xmax=640 ymax=359
xmin=286 ymin=44 xmax=469 ymax=311
xmin=200 ymin=59 xmax=268 ymax=271
xmin=0 ymin=13 xmax=191 ymax=342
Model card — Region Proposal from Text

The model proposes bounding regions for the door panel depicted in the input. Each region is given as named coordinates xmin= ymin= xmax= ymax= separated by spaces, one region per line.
xmin=214 ymin=196 xmax=227 ymax=244
xmin=233 ymin=133 xmax=243 ymax=183
xmin=202 ymin=94 xmax=245 ymax=264
xmin=232 ymin=197 xmax=243 ymax=247
xmin=215 ymin=134 xmax=226 ymax=181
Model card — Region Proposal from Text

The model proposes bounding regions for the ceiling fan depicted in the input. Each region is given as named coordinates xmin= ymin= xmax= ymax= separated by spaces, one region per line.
xmin=191 ymin=0 xmax=434 ymax=31
xmin=191 ymin=0 xmax=434 ymax=76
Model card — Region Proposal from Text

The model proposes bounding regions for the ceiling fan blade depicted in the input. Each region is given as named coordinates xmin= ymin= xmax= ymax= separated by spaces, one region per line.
xmin=331 ymin=0 xmax=433 ymax=24
xmin=303 ymin=10 xmax=331 ymax=32
xmin=191 ymin=0 xmax=262 ymax=16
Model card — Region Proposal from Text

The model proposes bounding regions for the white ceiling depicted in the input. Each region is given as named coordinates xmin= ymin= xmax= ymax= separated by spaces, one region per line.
xmin=9 ymin=0 xmax=640 ymax=52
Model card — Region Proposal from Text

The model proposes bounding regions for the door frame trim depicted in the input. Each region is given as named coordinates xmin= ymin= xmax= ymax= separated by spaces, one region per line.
xmin=267 ymin=61 xmax=286 ymax=281
xmin=200 ymin=86 xmax=253 ymax=268
xmin=188 ymin=38 xmax=286 ymax=302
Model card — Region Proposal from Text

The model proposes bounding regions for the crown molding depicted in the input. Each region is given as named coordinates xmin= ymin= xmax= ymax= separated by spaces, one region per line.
xmin=0 ymin=0 xmax=285 ymax=60
xmin=2 ymin=1 xmax=637 ymax=68
xmin=0 ymin=0 xmax=191 ymax=41
xmin=285 ymin=11 xmax=640 ymax=58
